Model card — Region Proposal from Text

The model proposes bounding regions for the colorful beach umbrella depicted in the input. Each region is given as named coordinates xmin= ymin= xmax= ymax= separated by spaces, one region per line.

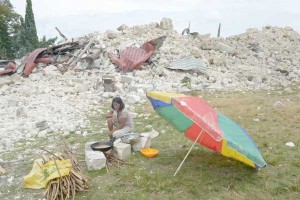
xmin=147 ymin=91 xmax=267 ymax=174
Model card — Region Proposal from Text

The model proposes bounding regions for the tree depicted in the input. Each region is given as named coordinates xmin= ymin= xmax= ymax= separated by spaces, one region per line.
xmin=0 ymin=15 xmax=13 ymax=59
xmin=0 ymin=0 xmax=16 ymax=59
xmin=1 ymin=0 xmax=57 ymax=59
xmin=39 ymin=35 xmax=57 ymax=48
xmin=11 ymin=16 xmax=28 ymax=58
xmin=24 ymin=0 xmax=38 ymax=51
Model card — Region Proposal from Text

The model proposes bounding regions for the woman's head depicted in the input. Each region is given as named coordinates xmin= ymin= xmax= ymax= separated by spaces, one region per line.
xmin=111 ymin=97 xmax=125 ymax=111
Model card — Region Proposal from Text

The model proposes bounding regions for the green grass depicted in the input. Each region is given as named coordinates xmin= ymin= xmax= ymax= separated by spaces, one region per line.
xmin=1 ymin=89 xmax=299 ymax=200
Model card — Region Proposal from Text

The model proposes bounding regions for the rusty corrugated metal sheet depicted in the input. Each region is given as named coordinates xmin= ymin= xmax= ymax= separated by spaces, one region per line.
xmin=109 ymin=46 xmax=153 ymax=74
xmin=0 ymin=62 xmax=16 ymax=75
xmin=167 ymin=55 xmax=207 ymax=74
xmin=109 ymin=36 xmax=166 ymax=73
xmin=0 ymin=50 xmax=53 ymax=76
xmin=23 ymin=48 xmax=47 ymax=76
xmin=34 ymin=57 xmax=53 ymax=64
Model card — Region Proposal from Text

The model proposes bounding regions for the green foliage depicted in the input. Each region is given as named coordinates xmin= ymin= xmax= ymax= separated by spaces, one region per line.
xmin=39 ymin=35 xmax=57 ymax=48
xmin=0 ymin=0 xmax=17 ymax=59
xmin=0 ymin=0 xmax=57 ymax=59
xmin=24 ymin=0 xmax=38 ymax=51
xmin=180 ymin=76 xmax=191 ymax=88
xmin=0 ymin=0 xmax=13 ymax=16
xmin=0 ymin=15 xmax=13 ymax=59
xmin=11 ymin=16 xmax=28 ymax=58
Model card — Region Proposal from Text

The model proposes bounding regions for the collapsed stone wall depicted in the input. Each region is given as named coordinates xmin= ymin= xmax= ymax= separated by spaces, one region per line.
xmin=0 ymin=18 xmax=299 ymax=154
xmin=53 ymin=18 xmax=299 ymax=92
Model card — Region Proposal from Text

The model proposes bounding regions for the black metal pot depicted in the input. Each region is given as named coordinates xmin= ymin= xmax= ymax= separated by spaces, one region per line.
xmin=90 ymin=141 xmax=113 ymax=152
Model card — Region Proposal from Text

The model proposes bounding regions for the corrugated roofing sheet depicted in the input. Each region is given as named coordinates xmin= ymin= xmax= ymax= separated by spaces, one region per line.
xmin=109 ymin=36 xmax=166 ymax=73
xmin=167 ymin=55 xmax=207 ymax=74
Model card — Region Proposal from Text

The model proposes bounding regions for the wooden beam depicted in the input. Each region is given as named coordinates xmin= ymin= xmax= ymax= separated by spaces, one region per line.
xmin=55 ymin=27 xmax=68 ymax=40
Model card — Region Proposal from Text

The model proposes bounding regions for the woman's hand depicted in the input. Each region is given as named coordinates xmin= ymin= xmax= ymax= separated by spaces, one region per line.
xmin=106 ymin=110 xmax=114 ymax=118
xmin=109 ymin=129 xmax=116 ymax=138
xmin=106 ymin=114 xmax=113 ymax=118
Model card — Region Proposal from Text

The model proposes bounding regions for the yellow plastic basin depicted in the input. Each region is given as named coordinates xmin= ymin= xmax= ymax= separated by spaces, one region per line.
xmin=141 ymin=148 xmax=159 ymax=158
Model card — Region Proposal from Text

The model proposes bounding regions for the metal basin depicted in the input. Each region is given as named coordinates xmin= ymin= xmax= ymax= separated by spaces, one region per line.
xmin=120 ymin=134 xmax=141 ymax=144
xmin=90 ymin=141 xmax=113 ymax=152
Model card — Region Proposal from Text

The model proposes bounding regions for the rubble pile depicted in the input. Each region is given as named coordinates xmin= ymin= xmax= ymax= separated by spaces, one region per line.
xmin=0 ymin=18 xmax=299 ymax=154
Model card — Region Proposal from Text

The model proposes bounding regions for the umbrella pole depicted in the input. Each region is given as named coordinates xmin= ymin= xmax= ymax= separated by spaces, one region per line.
xmin=174 ymin=129 xmax=204 ymax=176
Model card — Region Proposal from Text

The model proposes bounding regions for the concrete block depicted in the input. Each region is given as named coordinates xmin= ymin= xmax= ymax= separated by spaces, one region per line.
xmin=85 ymin=142 xmax=107 ymax=170
xmin=140 ymin=133 xmax=151 ymax=148
xmin=132 ymin=139 xmax=142 ymax=152
xmin=112 ymin=142 xmax=131 ymax=160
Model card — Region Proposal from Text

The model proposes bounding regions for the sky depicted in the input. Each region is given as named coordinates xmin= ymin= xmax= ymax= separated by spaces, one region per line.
xmin=9 ymin=0 xmax=300 ymax=39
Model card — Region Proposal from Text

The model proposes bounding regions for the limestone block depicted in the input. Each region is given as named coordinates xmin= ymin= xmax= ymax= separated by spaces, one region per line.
xmin=8 ymin=73 xmax=22 ymax=84
xmin=132 ymin=26 xmax=145 ymax=35
xmin=77 ymin=83 xmax=90 ymax=93
xmin=112 ymin=142 xmax=131 ymax=160
xmin=85 ymin=151 xmax=106 ymax=170
xmin=140 ymin=133 xmax=151 ymax=148
xmin=214 ymin=42 xmax=235 ymax=54
xmin=107 ymin=30 xmax=118 ymax=39
xmin=113 ymin=138 xmax=122 ymax=146
xmin=274 ymin=101 xmax=284 ymax=109
xmin=115 ymin=83 xmax=125 ymax=94
xmin=117 ymin=24 xmax=129 ymax=31
xmin=148 ymin=129 xmax=159 ymax=139
xmin=129 ymin=85 xmax=139 ymax=92
xmin=85 ymin=142 xmax=106 ymax=170
xmin=127 ymin=94 xmax=141 ymax=104
xmin=132 ymin=140 xmax=142 ymax=152
xmin=159 ymin=17 xmax=173 ymax=30
xmin=44 ymin=65 xmax=59 ymax=76
xmin=137 ymin=88 xmax=144 ymax=95
xmin=121 ymin=75 xmax=133 ymax=84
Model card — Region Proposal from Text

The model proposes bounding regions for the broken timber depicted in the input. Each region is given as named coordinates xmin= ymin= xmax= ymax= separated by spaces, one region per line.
xmin=58 ymin=39 xmax=94 ymax=73
xmin=55 ymin=27 xmax=68 ymax=41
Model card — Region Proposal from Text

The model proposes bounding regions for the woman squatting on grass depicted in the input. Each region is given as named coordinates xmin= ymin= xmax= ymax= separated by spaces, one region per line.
xmin=106 ymin=97 xmax=134 ymax=140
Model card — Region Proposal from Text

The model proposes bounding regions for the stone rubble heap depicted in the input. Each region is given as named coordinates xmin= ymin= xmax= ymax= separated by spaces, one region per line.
xmin=0 ymin=18 xmax=299 ymax=154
